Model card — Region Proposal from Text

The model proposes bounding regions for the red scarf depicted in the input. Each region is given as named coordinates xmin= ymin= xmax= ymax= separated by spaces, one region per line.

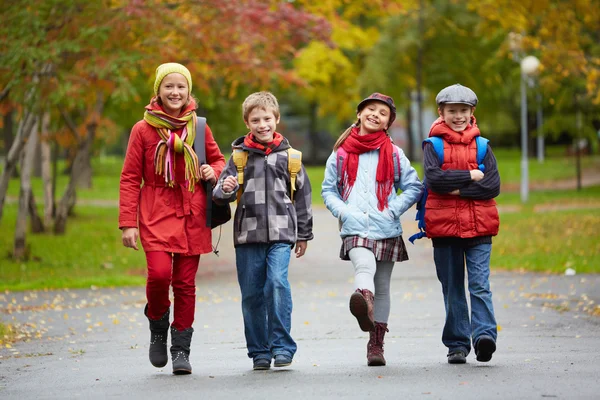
xmin=340 ymin=127 xmax=394 ymax=211
xmin=243 ymin=132 xmax=284 ymax=155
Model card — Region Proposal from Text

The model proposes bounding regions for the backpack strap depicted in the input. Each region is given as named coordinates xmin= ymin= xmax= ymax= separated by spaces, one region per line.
xmin=287 ymin=148 xmax=302 ymax=203
xmin=194 ymin=117 xmax=213 ymax=228
xmin=335 ymin=147 xmax=348 ymax=195
xmin=391 ymin=145 xmax=401 ymax=191
xmin=475 ymin=136 xmax=489 ymax=172
xmin=423 ymin=137 xmax=444 ymax=163
xmin=232 ymin=148 xmax=248 ymax=203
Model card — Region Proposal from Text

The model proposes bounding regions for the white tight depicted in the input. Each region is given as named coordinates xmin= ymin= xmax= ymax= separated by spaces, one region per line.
xmin=348 ymin=247 xmax=394 ymax=323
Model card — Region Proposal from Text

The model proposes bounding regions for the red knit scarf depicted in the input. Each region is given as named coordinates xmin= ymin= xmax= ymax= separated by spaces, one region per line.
xmin=340 ymin=127 xmax=394 ymax=211
xmin=243 ymin=132 xmax=284 ymax=155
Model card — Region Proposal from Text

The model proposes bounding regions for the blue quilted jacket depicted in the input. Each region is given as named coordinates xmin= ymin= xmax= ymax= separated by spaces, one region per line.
xmin=321 ymin=146 xmax=423 ymax=240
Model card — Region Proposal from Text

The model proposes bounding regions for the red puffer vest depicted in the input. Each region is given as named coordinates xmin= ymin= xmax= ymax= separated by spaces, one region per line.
xmin=424 ymin=117 xmax=500 ymax=238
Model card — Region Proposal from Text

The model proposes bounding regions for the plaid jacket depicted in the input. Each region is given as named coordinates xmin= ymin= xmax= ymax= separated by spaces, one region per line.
xmin=213 ymin=136 xmax=314 ymax=247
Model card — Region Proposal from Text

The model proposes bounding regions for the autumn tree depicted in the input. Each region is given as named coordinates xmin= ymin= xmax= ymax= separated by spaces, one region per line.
xmin=0 ymin=0 xmax=330 ymax=259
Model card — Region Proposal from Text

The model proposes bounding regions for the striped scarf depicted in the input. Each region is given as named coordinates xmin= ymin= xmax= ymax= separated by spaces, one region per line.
xmin=243 ymin=132 xmax=284 ymax=155
xmin=143 ymin=99 xmax=200 ymax=191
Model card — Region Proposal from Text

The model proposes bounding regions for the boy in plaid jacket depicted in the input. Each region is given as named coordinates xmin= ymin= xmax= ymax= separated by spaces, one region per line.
xmin=213 ymin=92 xmax=313 ymax=370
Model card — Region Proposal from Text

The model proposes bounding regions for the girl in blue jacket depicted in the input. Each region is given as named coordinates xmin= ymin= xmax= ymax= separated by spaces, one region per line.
xmin=321 ymin=93 xmax=423 ymax=366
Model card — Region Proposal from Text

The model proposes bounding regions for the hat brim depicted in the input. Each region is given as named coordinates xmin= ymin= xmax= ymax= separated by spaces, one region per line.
xmin=438 ymin=101 xmax=477 ymax=106
xmin=357 ymin=98 xmax=393 ymax=113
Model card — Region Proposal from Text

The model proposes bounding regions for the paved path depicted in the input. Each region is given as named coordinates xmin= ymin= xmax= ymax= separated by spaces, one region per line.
xmin=1 ymin=208 xmax=600 ymax=399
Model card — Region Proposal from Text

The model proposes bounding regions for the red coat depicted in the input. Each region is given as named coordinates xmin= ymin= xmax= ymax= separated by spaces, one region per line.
xmin=119 ymin=120 xmax=225 ymax=255
xmin=424 ymin=118 xmax=500 ymax=239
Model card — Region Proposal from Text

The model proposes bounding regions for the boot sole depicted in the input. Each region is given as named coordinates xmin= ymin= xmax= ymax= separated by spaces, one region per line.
xmin=150 ymin=359 xmax=168 ymax=368
xmin=274 ymin=361 xmax=292 ymax=367
xmin=475 ymin=337 xmax=496 ymax=362
xmin=349 ymin=292 xmax=375 ymax=332
xmin=173 ymin=368 xmax=192 ymax=375
xmin=367 ymin=358 xmax=386 ymax=366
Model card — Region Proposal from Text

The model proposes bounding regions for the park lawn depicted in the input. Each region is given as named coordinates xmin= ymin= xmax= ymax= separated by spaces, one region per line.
xmin=492 ymin=207 xmax=600 ymax=274
xmin=0 ymin=205 xmax=146 ymax=291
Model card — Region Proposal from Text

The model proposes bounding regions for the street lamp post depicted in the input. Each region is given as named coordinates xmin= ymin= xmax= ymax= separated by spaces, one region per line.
xmin=537 ymin=92 xmax=544 ymax=163
xmin=519 ymin=55 xmax=540 ymax=203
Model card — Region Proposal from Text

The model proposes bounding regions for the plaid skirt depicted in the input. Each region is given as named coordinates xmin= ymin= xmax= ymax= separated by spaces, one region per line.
xmin=340 ymin=235 xmax=409 ymax=262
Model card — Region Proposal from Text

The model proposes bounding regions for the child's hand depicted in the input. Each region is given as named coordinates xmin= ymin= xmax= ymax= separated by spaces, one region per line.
xmin=222 ymin=175 xmax=237 ymax=193
xmin=200 ymin=164 xmax=216 ymax=185
xmin=295 ymin=240 xmax=307 ymax=258
xmin=122 ymin=227 xmax=139 ymax=251
xmin=470 ymin=169 xmax=484 ymax=181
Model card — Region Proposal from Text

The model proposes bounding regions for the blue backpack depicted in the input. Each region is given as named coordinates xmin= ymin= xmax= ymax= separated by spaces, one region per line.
xmin=408 ymin=136 xmax=489 ymax=244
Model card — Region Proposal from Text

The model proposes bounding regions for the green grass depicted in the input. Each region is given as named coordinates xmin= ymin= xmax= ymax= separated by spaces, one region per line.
xmin=0 ymin=205 xmax=146 ymax=291
xmin=496 ymin=186 xmax=600 ymax=206
xmin=492 ymin=209 xmax=600 ymax=274
xmin=493 ymin=148 xmax=600 ymax=184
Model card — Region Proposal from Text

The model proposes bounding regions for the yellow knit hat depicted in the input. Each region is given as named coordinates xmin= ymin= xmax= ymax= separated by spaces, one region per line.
xmin=153 ymin=63 xmax=192 ymax=96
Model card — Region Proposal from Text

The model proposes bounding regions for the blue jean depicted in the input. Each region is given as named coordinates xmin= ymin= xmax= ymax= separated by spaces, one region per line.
xmin=235 ymin=243 xmax=296 ymax=361
xmin=434 ymin=244 xmax=497 ymax=355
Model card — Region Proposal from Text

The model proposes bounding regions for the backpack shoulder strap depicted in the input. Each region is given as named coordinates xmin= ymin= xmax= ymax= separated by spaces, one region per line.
xmin=194 ymin=117 xmax=214 ymax=227
xmin=232 ymin=148 xmax=248 ymax=203
xmin=475 ymin=136 xmax=489 ymax=172
xmin=391 ymin=145 xmax=402 ymax=191
xmin=423 ymin=136 xmax=444 ymax=164
xmin=335 ymin=147 xmax=347 ymax=194
xmin=194 ymin=117 xmax=207 ymax=163
xmin=287 ymin=148 xmax=302 ymax=202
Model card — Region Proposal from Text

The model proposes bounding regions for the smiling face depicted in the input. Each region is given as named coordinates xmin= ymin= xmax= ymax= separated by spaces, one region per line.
xmin=245 ymin=107 xmax=280 ymax=144
xmin=439 ymin=103 xmax=475 ymax=132
xmin=157 ymin=73 xmax=189 ymax=116
xmin=357 ymin=101 xmax=391 ymax=135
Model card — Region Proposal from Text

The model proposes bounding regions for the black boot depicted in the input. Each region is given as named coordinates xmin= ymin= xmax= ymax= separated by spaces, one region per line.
xmin=170 ymin=327 xmax=193 ymax=375
xmin=144 ymin=304 xmax=170 ymax=368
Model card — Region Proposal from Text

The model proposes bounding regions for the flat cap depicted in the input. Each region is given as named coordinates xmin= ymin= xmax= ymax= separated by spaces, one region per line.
xmin=435 ymin=84 xmax=478 ymax=107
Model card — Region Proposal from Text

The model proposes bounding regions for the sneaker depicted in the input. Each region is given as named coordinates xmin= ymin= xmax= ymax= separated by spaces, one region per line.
xmin=253 ymin=358 xmax=271 ymax=370
xmin=447 ymin=351 xmax=467 ymax=364
xmin=475 ymin=335 xmax=496 ymax=362
xmin=273 ymin=354 xmax=292 ymax=367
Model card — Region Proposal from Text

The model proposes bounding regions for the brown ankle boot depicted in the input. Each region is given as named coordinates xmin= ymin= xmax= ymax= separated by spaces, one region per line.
xmin=349 ymin=289 xmax=375 ymax=332
xmin=367 ymin=322 xmax=389 ymax=366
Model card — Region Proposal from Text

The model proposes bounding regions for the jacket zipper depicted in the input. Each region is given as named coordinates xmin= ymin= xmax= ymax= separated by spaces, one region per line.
xmin=264 ymin=155 xmax=269 ymax=241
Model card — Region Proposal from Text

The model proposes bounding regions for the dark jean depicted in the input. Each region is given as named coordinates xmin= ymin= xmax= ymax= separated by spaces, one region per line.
xmin=235 ymin=242 xmax=296 ymax=361
xmin=434 ymin=243 xmax=497 ymax=355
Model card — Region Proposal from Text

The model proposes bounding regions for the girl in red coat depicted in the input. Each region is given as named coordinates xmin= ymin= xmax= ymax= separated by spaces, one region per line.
xmin=119 ymin=63 xmax=225 ymax=375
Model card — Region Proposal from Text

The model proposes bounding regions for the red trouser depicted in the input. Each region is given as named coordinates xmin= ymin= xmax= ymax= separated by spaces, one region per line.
xmin=145 ymin=251 xmax=200 ymax=331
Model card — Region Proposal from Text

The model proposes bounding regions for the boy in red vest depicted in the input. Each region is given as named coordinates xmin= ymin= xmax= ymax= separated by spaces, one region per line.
xmin=424 ymin=84 xmax=501 ymax=364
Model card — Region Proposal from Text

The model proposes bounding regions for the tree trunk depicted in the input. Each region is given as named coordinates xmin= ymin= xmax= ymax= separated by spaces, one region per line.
xmin=415 ymin=0 xmax=425 ymax=146
xmin=405 ymin=90 xmax=415 ymax=161
xmin=0 ymin=65 xmax=49 ymax=221
xmin=307 ymin=101 xmax=318 ymax=165
xmin=51 ymin=141 xmax=58 ymax=218
xmin=0 ymin=108 xmax=38 ymax=222
xmin=40 ymin=110 xmax=54 ymax=227
xmin=13 ymin=118 xmax=39 ymax=260
xmin=3 ymin=109 xmax=18 ymax=179
xmin=76 ymin=151 xmax=93 ymax=189
xmin=54 ymin=93 xmax=104 ymax=234
xmin=576 ymin=109 xmax=582 ymax=191
xmin=28 ymin=188 xmax=44 ymax=233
